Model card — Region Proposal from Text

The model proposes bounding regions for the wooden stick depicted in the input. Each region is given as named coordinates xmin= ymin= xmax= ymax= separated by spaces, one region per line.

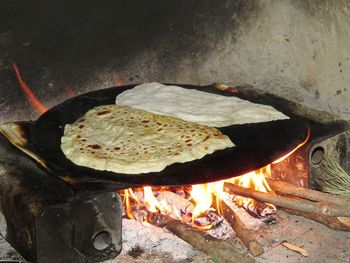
xmin=212 ymin=195 xmax=264 ymax=256
xmin=148 ymin=213 xmax=256 ymax=263
xmin=166 ymin=219 xmax=256 ymax=263
xmin=280 ymin=208 xmax=350 ymax=231
xmin=265 ymin=178 xmax=350 ymax=205
xmin=223 ymin=182 xmax=350 ymax=217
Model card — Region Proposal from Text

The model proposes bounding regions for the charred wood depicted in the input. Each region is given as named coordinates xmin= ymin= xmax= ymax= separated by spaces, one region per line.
xmin=234 ymin=197 xmax=276 ymax=218
xmin=148 ymin=213 xmax=256 ymax=263
xmin=212 ymin=195 xmax=264 ymax=257
xmin=280 ymin=208 xmax=350 ymax=231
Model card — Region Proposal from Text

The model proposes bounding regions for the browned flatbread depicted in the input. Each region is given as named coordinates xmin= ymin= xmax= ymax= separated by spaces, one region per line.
xmin=60 ymin=105 xmax=234 ymax=174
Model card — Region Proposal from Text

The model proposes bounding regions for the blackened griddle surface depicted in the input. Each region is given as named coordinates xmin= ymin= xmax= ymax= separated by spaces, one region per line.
xmin=31 ymin=84 xmax=308 ymax=186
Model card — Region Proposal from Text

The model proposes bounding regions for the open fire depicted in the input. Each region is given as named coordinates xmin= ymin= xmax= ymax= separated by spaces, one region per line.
xmin=120 ymin=128 xmax=310 ymax=229
xmin=10 ymin=64 xmax=310 ymax=226
xmin=12 ymin=63 xmax=48 ymax=114
xmin=121 ymin=167 xmax=274 ymax=227
xmin=4 ymin=63 xmax=350 ymax=263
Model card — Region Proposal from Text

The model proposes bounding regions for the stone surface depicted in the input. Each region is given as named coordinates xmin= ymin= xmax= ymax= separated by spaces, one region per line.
xmin=106 ymin=211 xmax=350 ymax=263
xmin=0 ymin=210 xmax=349 ymax=262
xmin=0 ymin=235 xmax=28 ymax=262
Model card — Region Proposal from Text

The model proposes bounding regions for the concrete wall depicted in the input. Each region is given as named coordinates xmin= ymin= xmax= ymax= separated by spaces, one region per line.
xmin=196 ymin=0 xmax=350 ymax=119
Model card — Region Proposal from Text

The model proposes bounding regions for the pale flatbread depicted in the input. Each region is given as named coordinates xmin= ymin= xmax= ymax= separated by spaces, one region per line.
xmin=61 ymin=105 xmax=234 ymax=174
xmin=115 ymin=82 xmax=289 ymax=127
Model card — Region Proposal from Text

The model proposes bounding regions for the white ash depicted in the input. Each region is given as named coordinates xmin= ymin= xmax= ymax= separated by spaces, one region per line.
xmin=155 ymin=191 xmax=194 ymax=213
xmin=121 ymin=218 xmax=199 ymax=261
xmin=206 ymin=219 xmax=234 ymax=240
xmin=193 ymin=212 xmax=234 ymax=240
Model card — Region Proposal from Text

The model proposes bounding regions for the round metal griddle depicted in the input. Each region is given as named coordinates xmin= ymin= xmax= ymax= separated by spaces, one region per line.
xmin=31 ymin=84 xmax=309 ymax=186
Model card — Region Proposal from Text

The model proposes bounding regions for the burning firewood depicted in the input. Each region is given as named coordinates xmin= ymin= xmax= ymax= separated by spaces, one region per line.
xmin=265 ymin=178 xmax=350 ymax=205
xmin=148 ymin=213 xmax=256 ymax=263
xmin=234 ymin=197 xmax=276 ymax=219
xmin=155 ymin=190 xmax=194 ymax=220
xmin=122 ymin=186 xmax=257 ymax=261
xmin=212 ymin=195 xmax=264 ymax=257
xmin=254 ymin=178 xmax=350 ymax=230
xmin=121 ymin=169 xmax=350 ymax=262
xmin=223 ymin=182 xmax=350 ymax=217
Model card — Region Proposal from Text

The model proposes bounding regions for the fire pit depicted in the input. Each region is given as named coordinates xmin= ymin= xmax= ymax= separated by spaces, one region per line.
xmin=1 ymin=1 xmax=350 ymax=262
xmin=0 ymin=82 xmax=349 ymax=263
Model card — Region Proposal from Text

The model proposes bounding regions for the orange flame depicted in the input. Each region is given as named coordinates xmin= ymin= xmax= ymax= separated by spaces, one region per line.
xmin=121 ymin=128 xmax=310 ymax=230
xmin=65 ymin=84 xmax=77 ymax=98
xmin=191 ymin=184 xmax=213 ymax=219
xmin=122 ymin=188 xmax=142 ymax=219
xmin=143 ymin=186 xmax=162 ymax=213
xmin=123 ymin=189 xmax=135 ymax=219
xmin=12 ymin=63 xmax=48 ymax=114
xmin=122 ymin=186 xmax=178 ymax=222
xmin=114 ymin=76 xmax=125 ymax=87
xmin=229 ymin=167 xmax=272 ymax=192
xmin=227 ymin=166 xmax=275 ymax=211
xmin=122 ymin=168 xmax=274 ymax=229
xmin=192 ymin=221 xmax=216 ymax=231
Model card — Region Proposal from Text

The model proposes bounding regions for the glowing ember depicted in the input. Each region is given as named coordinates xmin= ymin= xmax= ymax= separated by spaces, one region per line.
xmin=192 ymin=219 xmax=216 ymax=231
xmin=12 ymin=63 xmax=48 ymax=114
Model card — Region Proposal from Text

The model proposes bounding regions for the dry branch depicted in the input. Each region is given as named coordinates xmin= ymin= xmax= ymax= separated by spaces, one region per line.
xmin=223 ymin=182 xmax=350 ymax=217
xmin=165 ymin=219 xmax=256 ymax=263
xmin=280 ymin=208 xmax=350 ymax=231
xmin=148 ymin=213 xmax=256 ymax=263
xmin=265 ymin=178 xmax=350 ymax=206
xmin=315 ymin=157 xmax=350 ymax=199
xmin=212 ymin=195 xmax=264 ymax=257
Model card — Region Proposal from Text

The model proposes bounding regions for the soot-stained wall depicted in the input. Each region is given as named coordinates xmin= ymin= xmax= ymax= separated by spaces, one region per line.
xmin=198 ymin=0 xmax=350 ymax=120
xmin=0 ymin=0 xmax=349 ymax=121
